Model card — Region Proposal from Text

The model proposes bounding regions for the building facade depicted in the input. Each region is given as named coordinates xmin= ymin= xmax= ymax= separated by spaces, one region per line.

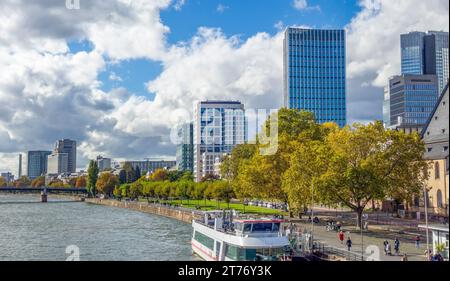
xmin=415 ymin=83 xmax=449 ymax=218
xmin=47 ymin=152 xmax=69 ymax=175
xmin=96 ymin=155 xmax=112 ymax=172
xmin=401 ymin=31 xmax=449 ymax=93
xmin=176 ymin=122 xmax=194 ymax=172
xmin=283 ymin=27 xmax=346 ymax=127
xmin=55 ymin=139 xmax=77 ymax=173
xmin=193 ymin=101 xmax=247 ymax=182
xmin=1 ymin=172 xmax=14 ymax=183
xmin=387 ymin=74 xmax=439 ymax=132
xmin=27 ymin=151 xmax=51 ymax=179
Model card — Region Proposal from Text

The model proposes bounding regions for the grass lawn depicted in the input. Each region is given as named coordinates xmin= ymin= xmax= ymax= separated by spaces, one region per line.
xmin=141 ymin=198 xmax=286 ymax=215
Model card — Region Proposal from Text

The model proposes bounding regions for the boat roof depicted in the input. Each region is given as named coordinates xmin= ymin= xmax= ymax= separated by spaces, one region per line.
xmin=234 ymin=219 xmax=286 ymax=224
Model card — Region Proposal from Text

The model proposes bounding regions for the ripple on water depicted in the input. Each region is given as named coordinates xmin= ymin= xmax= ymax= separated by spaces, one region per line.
xmin=0 ymin=194 xmax=194 ymax=261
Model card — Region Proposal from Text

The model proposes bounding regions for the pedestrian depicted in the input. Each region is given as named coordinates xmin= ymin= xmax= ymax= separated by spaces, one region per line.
xmin=338 ymin=230 xmax=345 ymax=244
xmin=346 ymin=237 xmax=352 ymax=251
xmin=401 ymin=254 xmax=408 ymax=261
xmin=385 ymin=241 xmax=391 ymax=256
xmin=394 ymin=238 xmax=400 ymax=255
xmin=383 ymin=240 xmax=388 ymax=255
xmin=415 ymin=235 xmax=420 ymax=249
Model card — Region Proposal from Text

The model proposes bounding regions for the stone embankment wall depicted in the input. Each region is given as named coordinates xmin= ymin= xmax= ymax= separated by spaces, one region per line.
xmin=86 ymin=198 xmax=203 ymax=224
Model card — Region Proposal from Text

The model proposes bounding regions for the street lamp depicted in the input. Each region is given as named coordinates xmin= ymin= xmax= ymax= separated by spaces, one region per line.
xmin=423 ymin=185 xmax=430 ymax=260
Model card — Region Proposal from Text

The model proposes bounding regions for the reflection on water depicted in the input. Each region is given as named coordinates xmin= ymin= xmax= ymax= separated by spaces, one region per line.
xmin=0 ymin=194 xmax=194 ymax=261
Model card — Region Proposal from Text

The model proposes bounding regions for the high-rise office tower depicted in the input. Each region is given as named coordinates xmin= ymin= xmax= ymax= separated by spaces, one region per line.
xmin=27 ymin=151 xmax=52 ymax=179
xmin=401 ymin=31 xmax=449 ymax=92
xmin=193 ymin=101 xmax=247 ymax=182
xmin=96 ymin=155 xmax=112 ymax=172
xmin=55 ymin=139 xmax=77 ymax=173
xmin=387 ymin=74 xmax=439 ymax=133
xmin=47 ymin=152 xmax=69 ymax=175
xmin=283 ymin=27 xmax=347 ymax=127
xmin=176 ymin=122 xmax=194 ymax=172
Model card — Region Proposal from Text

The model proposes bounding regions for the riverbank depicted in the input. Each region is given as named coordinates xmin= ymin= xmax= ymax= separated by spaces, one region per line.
xmin=86 ymin=198 xmax=204 ymax=224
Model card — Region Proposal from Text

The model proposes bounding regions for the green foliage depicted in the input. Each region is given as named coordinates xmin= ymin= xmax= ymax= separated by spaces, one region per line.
xmin=87 ymin=160 xmax=99 ymax=196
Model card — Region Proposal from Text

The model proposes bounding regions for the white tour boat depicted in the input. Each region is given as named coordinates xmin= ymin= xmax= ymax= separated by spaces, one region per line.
xmin=191 ymin=210 xmax=292 ymax=261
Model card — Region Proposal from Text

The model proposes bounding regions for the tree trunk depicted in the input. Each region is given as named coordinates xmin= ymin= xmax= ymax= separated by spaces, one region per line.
xmin=356 ymin=207 xmax=364 ymax=229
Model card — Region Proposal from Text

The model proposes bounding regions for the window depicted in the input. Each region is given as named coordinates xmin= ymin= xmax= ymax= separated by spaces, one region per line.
xmin=437 ymin=190 xmax=443 ymax=208
xmin=435 ymin=162 xmax=440 ymax=179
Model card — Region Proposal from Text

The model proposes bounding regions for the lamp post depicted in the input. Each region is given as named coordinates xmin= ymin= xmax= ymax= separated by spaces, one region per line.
xmin=423 ymin=186 xmax=430 ymax=260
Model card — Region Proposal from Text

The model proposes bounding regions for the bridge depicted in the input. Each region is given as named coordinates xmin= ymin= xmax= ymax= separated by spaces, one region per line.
xmin=0 ymin=187 xmax=88 ymax=194
xmin=0 ymin=187 xmax=88 ymax=202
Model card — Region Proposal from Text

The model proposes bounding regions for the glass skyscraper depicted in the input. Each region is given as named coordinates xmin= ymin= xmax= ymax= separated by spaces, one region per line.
xmin=283 ymin=28 xmax=346 ymax=127
xmin=193 ymin=101 xmax=247 ymax=182
xmin=388 ymin=74 xmax=439 ymax=131
xmin=401 ymin=31 xmax=449 ymax=93
xmin=27 ymin=150 xmax=51 ymax=179
xmin=176 ymin=122 xmax=194 ymax=172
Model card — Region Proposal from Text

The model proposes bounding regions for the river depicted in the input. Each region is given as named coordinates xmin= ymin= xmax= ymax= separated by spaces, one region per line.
xmin=0 ymin=194 xmax=194 ymax=261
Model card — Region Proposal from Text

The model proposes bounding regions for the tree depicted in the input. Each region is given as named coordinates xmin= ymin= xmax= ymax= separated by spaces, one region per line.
xmin=15 ymin=176 xmax=31 ymax=188
xmin=113 ymin=185 xmax=122 ymax=199
xmin=96 ymin=173 xmax=119 ymax=196
xmin=151 ymin=169 xmax=168 ymax=182
xmin=118 ymin=169 xmax=127 ymax=184
xmin=282 ymin=140 xmax=330 ymax=217
xmin=68 ymin=177 xmax=78 ymax=187
xmin=75 ymin=176 xmax=87 ymax=188
xmin=48 ymin=179 xmax=64 ymax=188
xmin=31 ymin=176 xmax=45 ymax=188
xmin=214 ymin=181 xmax=235 ymax=209
xmin=87 ymin=160 xmax=99 ymax=197
xmin=122 ymin=162 xmax=136 ymax=183
xmin=0 ymin=177 xmax=6 ymax=187
xmin=135 ymin=166 xmax=141 ymax=181
xmin=314 ymin=122 xmax=428 ymax=228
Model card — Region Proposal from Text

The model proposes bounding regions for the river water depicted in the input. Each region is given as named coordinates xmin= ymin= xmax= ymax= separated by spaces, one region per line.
xmin=0 ymin=194 xmax=194 ymax=261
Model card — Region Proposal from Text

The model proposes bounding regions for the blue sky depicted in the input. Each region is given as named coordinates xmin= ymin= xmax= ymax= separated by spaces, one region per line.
xmin=93 ymin=0 xmax=361 ymax=99
xmin=2 ymin=0 xmax=448 ymax=173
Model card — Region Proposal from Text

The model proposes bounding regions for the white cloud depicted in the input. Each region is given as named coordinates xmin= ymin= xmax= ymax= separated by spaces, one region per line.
xmin=345 ymin=0 xmax=449 ymax=123
xmin=174 ymin=0 xmax=186 ymax=11
xmin=0 ymin=0 xmax=449 ymax=174
xmin=293 ymin=0 xmax=321 ymax=11
xmin=217 ymin=4 xmax=229 ymax=13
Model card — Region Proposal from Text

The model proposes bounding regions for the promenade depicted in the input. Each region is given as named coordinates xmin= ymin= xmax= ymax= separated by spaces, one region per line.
xmin=296 ymin=221 xmax=429 ymax=261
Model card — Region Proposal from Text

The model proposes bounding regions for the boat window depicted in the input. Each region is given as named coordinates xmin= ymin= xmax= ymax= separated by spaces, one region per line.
xmin=252 ymin=223 xmax=273 ymax=232
xmin=272 ymin=223 xmax=280 ymax=232
xmin=194 ymin=231 xmax=215 ymax=250
xmin=243 ymin=224 xmax=252 ymax=233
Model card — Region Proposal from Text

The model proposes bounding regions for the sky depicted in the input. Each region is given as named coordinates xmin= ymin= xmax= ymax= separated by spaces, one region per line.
xmin=0 ymin=0 xmax=449 ymax=174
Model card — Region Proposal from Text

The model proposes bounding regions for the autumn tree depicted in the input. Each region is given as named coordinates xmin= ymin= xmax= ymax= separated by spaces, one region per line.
xmin=314 ymin=122 xmax=428 ymax=228
xmin=96 ymin=173 xmax=119 ymax=196
xmin=31 ymin=176 xmax=46 ymax=188
xmin=75 ymin=176 xmax=87 ymax=188
xmin=0 ymin=177 xmax=6 ymax=187
xmin=15 ymin=176 xmax=31 ymax=188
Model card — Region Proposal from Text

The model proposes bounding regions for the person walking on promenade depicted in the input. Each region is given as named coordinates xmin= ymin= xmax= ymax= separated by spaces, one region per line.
xmin=415 ymin=235 xmax=420 ymax=249
xmin=383 ymin=240 xmax=388 ymax=255
xmin=346 ymin=237 xmax=352 ymax=251
xmin=338 ymin=230 xmax=345 ymax=244
xmin=394 ymin=238 xmax=400 ymax=255
xmin=385 ymin=241 xmax=392 ymax=256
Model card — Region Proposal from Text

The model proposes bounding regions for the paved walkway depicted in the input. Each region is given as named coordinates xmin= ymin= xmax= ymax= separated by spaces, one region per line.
xmin=296 ymin=222 xmax=429 ymax=261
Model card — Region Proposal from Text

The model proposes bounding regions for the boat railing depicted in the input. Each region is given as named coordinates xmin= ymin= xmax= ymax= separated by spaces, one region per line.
xmin=194 ymin=219 xmax=287 ymax=237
